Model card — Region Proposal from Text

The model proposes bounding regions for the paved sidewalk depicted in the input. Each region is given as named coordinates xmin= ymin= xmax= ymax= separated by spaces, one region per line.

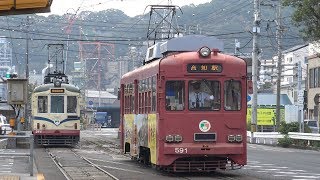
xmin=0 ymin=149 xmax=40 ymax=180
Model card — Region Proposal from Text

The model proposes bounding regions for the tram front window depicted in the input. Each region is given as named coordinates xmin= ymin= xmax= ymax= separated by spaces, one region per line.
xmin=224 ymin=80 xmax=241 ymax=111
xmin=38 ymin=96 xmax=48 ymax=113
xmin=51 ymin=96 xmax=64 ymax=113
xmin=67 ymin=96 xmax=77 ymax=113
xmin=165 ymin=81 xmax=185 ymax=111
xmin=189 ymin=80 xmax=220 ymax=111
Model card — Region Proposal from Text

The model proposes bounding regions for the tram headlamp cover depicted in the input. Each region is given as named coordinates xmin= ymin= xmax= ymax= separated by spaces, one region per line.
xmin=54 ymin=80 xmax=62 ymax=87
xmin=199 ymin=46 xmax=211 ymax=57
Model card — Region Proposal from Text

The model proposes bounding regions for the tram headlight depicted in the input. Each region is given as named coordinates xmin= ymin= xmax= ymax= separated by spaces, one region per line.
xmin=165 ymin=135 xmax=174 ymax=142
xmin=235 ymin=134 xmax=242 ymax=142
xmin=174 ymin=135 xmax=183 ymax=142
xmin=54 ymin=79 xmax=62 ymax=87
xmin=199 ymin=46 xmax=211 ymax=57
xmin=227 ymin=135 xmax=235 ymax=142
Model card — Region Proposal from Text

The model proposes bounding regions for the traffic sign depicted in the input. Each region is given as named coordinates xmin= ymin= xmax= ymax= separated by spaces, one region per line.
xmin=247 ymin=95 xmax=251 ymax=102
xmin=88 ymin=101 xmax=93 ymax=105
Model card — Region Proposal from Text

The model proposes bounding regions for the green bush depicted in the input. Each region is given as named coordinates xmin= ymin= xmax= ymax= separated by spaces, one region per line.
xmin=278 ymin=134 xmax=293 ymax=148
xmin=247 ymin=122 xmax=251 ymax=131
xmin=278 ymin=121 xmax=299 ymax=134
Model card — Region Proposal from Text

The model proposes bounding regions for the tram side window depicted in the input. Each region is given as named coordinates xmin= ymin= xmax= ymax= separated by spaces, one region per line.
xmin=38 ymin=96 xmax=48 ymax=113
xmin=151 ymin=76 xmax=157 ymax=112
xmin=165 ymin=81 xmax=184 ymax=111
xmin=224 ymin=80 xmax=241 ymax=111
xmin=51 ymin=96 xmax=64 ymax=113
xmin=67 ymin=96 xmax=77 ymax=113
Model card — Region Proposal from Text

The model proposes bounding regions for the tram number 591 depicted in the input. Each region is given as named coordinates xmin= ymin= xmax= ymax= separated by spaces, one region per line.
xmin=175 ymin=148 xmax=187 ymax=154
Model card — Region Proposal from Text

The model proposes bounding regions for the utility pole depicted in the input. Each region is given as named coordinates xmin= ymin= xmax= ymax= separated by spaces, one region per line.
xmin=297 ymin=61 xmax=304 ymax=132
xmin=22 ymin=15 xmax=30 ymax=132
xmin=251 ymin=0 xmax=261 ymax=133
xmin=275 ymin=3 xmax=283 ymax=131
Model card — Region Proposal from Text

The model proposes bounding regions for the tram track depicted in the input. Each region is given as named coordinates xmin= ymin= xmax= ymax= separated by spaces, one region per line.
xmin=46 ymin=147 xmax=119 ymax=180
xmin=78 ymin=130 xmax=246 ymax=180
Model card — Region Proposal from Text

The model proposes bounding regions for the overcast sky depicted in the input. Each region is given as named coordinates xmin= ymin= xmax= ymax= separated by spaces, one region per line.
xmin=49 ymin=0 xmax=211 ymax=17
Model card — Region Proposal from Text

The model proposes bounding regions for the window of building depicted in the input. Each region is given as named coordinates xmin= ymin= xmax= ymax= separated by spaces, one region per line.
xmin=166 ymin=81 xmax=184 ymax=111
xmin=224 ymin=80 xmax=241 ymax=111
xmin=38 ymin=96 xmax=48 ymax=113
xmin=315 ymin=68 xmax=319 ymax=88
xmin=310 ymin=69 xmax=315 ymax=88
xmin=318 ymin=67 xmax=320 ymax=88
xmin=51 ymin=96 xmax=64 ymax=113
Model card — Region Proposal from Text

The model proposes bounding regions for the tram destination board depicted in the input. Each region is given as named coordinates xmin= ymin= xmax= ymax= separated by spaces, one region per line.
xmin=187 ymin=63 xmax=222 ymax=73
xmin=51 ymin=89 xmax=65 ymax=93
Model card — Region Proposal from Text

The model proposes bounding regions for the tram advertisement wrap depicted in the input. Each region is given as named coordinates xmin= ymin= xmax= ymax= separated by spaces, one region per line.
xmin=247 ymin=108 xmax=285 ymax=126
xmin=148 ymin=114 xmax=157 ymax=164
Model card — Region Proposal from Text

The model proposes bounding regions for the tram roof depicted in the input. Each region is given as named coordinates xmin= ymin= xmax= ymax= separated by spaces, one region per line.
xmin=145 ymin=35 xmax=224 ymax=63
xmin=33 ymin=83 xmax=80 ymax=93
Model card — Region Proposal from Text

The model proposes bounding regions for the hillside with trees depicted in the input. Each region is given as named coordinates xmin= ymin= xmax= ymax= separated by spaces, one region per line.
xmin=0 ymin=0 xmax=304 ymax=75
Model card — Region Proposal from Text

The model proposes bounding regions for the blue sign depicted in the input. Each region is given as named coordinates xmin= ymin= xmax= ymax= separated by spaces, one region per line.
xmin=247 ymin=95 xmax=251 ymax=102
xmin=88 ymin=101 xmax=93 ymax=105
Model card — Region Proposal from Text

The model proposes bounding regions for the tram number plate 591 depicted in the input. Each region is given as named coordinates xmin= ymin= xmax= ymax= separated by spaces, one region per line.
xmin=175 ymin=148 xmax=187 ymax=154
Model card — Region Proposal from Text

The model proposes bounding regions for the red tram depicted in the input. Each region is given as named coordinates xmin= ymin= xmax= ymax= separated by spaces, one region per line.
xmin=119 ymin=35 xmax=247 ymax=172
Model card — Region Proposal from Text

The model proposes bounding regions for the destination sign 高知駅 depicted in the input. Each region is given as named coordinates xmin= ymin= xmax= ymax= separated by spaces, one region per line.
xmin=51 ymin=89 xmax=65 ymax=93
xmin=187 ymin=64 xmax=222 ymax=73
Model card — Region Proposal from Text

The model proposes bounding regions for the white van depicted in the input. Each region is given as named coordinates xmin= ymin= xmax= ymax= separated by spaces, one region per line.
xmin=0 ymin=114 xmax=12 ymax=134
xmin=304 ymin=119 xmax=319 ymax=134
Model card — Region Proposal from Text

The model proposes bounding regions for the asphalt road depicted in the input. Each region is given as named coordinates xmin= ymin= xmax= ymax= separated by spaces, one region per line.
xmin=33 ymin=129 xmax=320 ymax=180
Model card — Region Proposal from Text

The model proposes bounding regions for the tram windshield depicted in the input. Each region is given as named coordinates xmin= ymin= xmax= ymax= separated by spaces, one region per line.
xmin=189 ymin=80 xmax=220 ymax=111
xmin=38 ymin=96 xmax=48 ymax=113
xmin=224 ymin=80 xmax=241 ymax=111
xmin=165 ymin=81 xmax=185 ymax=111
xmin=67 ymin=96 xmax=77 ymax=113
xmin=51 ymin=96 xmax=64 ymax=113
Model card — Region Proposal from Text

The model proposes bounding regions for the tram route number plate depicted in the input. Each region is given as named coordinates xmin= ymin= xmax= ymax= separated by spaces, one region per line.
xmin=175 ymin=148 xmax=188 ymax=154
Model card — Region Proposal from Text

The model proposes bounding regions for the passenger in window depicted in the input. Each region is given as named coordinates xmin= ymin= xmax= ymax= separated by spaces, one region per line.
xmin=189 ymin=81 xmax=214 ymax=109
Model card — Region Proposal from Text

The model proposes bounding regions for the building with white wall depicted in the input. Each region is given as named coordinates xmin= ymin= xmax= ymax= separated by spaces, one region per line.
xmin=259 ymin=44 xmax=309 ymax=104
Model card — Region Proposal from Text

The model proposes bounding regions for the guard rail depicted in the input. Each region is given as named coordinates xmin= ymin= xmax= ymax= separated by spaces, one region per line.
xmin=247 ymin=131 xmax=320 ymax=144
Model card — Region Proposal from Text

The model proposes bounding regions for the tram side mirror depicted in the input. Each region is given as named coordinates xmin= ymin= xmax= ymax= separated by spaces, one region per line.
xmin=117 ymin=88 xmax=120 ymax=100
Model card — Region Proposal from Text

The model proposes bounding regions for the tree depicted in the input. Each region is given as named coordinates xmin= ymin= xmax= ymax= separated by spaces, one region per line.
xmin=282 ymin=0 xmax=320 ymax=41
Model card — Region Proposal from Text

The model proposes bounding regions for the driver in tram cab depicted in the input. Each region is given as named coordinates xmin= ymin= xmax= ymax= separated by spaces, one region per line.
xmin=189 ymin=81 xmax=214 ymax=109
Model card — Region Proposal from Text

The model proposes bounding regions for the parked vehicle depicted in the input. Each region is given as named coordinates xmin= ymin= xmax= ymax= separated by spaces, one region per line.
xmin=304 ymin=119 xmax=319 ymax=133
xmin=94 ymin=112 xmax=108 ymax=128
xmin=0 ymin=114 xmax=12 ymax=134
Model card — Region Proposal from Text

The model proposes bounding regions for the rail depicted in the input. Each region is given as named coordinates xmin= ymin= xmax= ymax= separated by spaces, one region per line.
xmin=0 ymin=134 xmax=34 ymax=176
xmin=247 ymin=131 xmax=320 ymax=145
